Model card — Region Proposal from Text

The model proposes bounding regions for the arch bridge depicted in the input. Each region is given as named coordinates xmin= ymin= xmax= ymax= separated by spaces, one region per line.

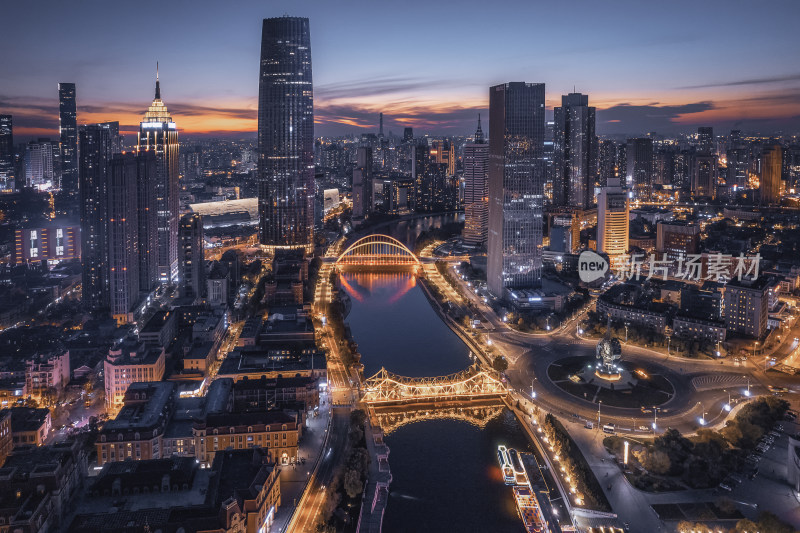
xmin=362 ymin=366 xmax=507 ymax=405
xmin=335 ymin=234 xmax=421 ymax=271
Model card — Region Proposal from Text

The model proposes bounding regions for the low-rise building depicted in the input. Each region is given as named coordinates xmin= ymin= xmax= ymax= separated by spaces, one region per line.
xmin=24 ymin=349 xmax=70 ymax=404
xmin=96 ymin=382 xmax=174 ymax=466
xmin=672 ymin=315 xmax=727 ymax=343
xmin=9 ymin=407 xmax=51 ymax=447
xmin=724 ymin=276 xmax=771 ymax=339
xmin=139 ymin=310 xmax=177 ymax=349
xmin=103 ymin=337 xmax=165 ymax=412
xmin=193 ymin=410 xmax=299 ymax=467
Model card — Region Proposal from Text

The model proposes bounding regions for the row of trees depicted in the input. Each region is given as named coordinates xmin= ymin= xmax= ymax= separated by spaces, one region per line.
xmin=678 ymin=511 xmax=795 ymax=533
xmin=541 ymin=414 xmax=610 ymax=511
xmin=317 ymin=410 xmax=371 ymax=532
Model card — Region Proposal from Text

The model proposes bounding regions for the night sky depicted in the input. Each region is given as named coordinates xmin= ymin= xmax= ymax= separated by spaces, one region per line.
xmin=2 ymin=0 xmax=799 ymax=141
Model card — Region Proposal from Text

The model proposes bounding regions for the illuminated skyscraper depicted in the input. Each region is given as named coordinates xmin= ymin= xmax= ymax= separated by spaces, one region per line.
xmin=463 ymin=116 xmax=489 ymax=245
xmin=58 ymin=83 xmax=78 ymax=194
xmin=352 ymin=147 xmax=372 ymax=220
xmin=597 ymin=177 xmax=629 ymax=259
xmin=0 ymin=115 xmax=14 ymax=191
xmin=487 ymin=82 xmax=545 ymax=297
xmin=137 ymin=67 xmax=179 ymax=282
xmin=553 ymin=93 xmax=596 ymax=208
xmin=257 ymin=16 xmax=314 ymax=248
xmin=80 ymin=125 xmax=112 ymax=311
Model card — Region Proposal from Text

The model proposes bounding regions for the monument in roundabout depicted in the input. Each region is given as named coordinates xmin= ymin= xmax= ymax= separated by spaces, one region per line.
xmin=576 ymin=334 xmax=638 ymax=390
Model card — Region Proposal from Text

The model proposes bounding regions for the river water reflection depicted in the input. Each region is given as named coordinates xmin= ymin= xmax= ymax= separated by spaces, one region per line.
xmin=339 ymin=221 xmax=528 ymax=531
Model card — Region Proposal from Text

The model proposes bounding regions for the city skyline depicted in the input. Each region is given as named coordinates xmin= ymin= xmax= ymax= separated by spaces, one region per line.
xmin=2 ymin=0 xmax=800 ymax=142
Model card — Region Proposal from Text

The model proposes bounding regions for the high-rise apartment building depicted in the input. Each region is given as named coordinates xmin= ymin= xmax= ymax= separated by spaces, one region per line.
xmin=80 ymin=125 xmax=112 ymax=312
xmin=352 ymin=147 xmax=372 ymax=220
xmin=597 ymin=140 xmax=617 ymax=187
xmin=179 ymin=213 xmax=206 ymax=300
xmin=697 ymin=126 xmax=714 ymax=154
xmin=691 ymin=154 xmax=717 ymax=199
xmin=58 ymin=83 xmax=78 ymax=194
xmin=626 ymin=138 xmax=653 ymax=200
xmin=760 ymin=144 xmax=783 ymax=206
xmin=553 ymin=93 xmax=596 ymax=208
xmin=107 ymin=154 xmax=141 ymax=324
xmin=487 ymin=82 xmax=545 ymax=297
xmin=0 ymin=115 xmax=14 ymax=191
xmin=463 ymin=116 xmax=489 ymax=246
xmin=724 ymin=276 xmax=770 ymax=339
xmin=137 ymin=69 xmax=179 ymax=283
xmin=257 ymin=16 xmax=314 ymax=249
xmin=23 ymin=139 xmax=58 ymax=189
xmin=726 ymin=148 xmax=749 ymax=190
xmin=597 ymin=177 xmax=629 ymax=258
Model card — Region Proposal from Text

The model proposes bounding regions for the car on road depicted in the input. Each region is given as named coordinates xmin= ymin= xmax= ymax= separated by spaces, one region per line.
xmin=749 ymin=468 xmax=759 ymax=480
xmin=584 ymin=421 xmax=594 ymax=429
xmin=719 ymin=483 xmax=732 ymax=492
xmin=638 ymin=425 xmax=649 ymax=431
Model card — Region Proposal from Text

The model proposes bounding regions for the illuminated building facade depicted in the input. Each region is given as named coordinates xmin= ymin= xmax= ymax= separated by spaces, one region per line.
xmin=258 ymin=16 xmax=314 ymax=248
xmin=137 ymin=68 xmax=179 ymax=282
xmin=487 ymin=82 xmax=545 ymax=297
xmin=13 ymin=224 xmax=80 ymax=264
xmin=0 ymin=115 xmax=14 ymax=191
xmin=463 ymin=116 xmax=489 ymax=245
xmin=760 ymin=144 xmax=783 ymax=206
xmin=597 ymin=177 xmax=629 ymax=258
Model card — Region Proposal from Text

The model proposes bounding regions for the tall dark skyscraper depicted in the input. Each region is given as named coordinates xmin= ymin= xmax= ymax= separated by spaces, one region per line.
xmin=179 ymin=213 xmax=206 ymax=300
xmin=137 ymin=68 xmax=179 ymax=282
xmin=598 ymin=140 xmax=617 ymax=187
xmin=463 ymin=116 xmax=489 ymax=246
xmin=626 ymin=137 xmax=654 ymax=200
xmin=107 ymin=154 xmax=141 ymax=324
xmin=553 ymin=93 xmax=597 ymax=208
xmin=79 ymin=125 xmax=112 ymax=312
xmin=0 ymin=115 xmax=13 ymax=191
xmin=352 ymin=147 xmax=373 ymax=220
xmin=487 ymin=82 xmax=545 ymax=298
xmin=136 ymin=151 xmax=158 ymax=294
xmin=258 ymin=16 xmax=314 ymax=248
xmin=58 ymin=83 xmax=78 ymax=194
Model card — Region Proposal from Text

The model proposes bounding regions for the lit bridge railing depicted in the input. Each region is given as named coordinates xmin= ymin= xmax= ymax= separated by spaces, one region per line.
xmin=335 ymin=234 xmax=420 ymax=269
xmin=362 ymin=366 xmax=507 ymax=404
xmin=372 ymin=404 xmax=506 ymax=434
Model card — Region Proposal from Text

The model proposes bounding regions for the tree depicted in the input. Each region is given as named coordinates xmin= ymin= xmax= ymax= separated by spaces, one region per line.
xmin=642 ymin=449 xmax=671 ymax=475
xmin=343 ymin=468 xmax=363 ymax=499
xmin=491 ymin=355 xmax=508 ymax=373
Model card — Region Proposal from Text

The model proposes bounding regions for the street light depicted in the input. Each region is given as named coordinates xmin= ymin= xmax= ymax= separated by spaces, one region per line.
xmin=597 ymin=400 xmax=602 ymax=428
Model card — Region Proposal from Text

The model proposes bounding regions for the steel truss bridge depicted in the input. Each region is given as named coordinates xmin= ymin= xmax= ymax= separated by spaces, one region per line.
xmin=335 ymin=234 xmax=421 ymax=271
xmin=362 ymin=366 xmax=507 ymax=405
xmin=371 ymin=403 xmax=506 ymax=434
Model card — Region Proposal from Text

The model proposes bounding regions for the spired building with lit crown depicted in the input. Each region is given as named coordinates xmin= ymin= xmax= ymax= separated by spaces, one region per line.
xmin=257 ymin=16 xmax=314 ymax=249
xmin=487 ymin=82 xmax=545 ymax=298
xmin=137 ymin=66 xmax=179 ymax=283
xmin=463 ymin=115 xmax=489 ymax=246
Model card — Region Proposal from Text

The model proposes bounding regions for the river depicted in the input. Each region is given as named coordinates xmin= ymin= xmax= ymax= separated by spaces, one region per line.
xmin=339 ymin=214 xmax=529 ymax=532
